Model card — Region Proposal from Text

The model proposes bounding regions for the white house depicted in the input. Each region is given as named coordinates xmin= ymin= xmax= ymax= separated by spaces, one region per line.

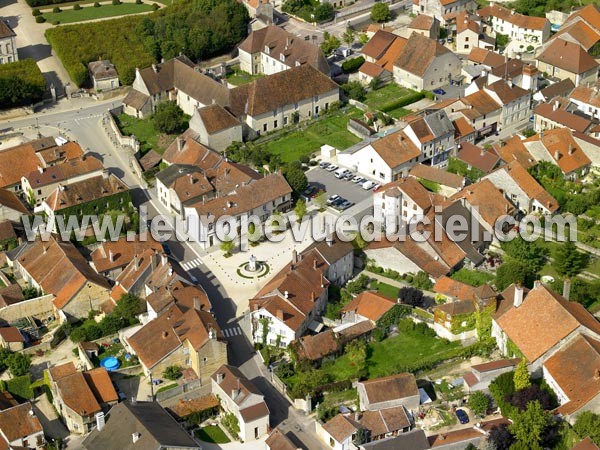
xmin=0 ymin=19 xmax=18 ymax=64
xmin=373 ymin=177 xmax=433 ymax=229
xmin=211 ymin=365 xmax=270 ymax=442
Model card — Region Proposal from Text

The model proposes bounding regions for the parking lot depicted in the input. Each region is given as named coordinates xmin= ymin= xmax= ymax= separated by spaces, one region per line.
xmin=305 ymin=166 xmax=374 ymax=209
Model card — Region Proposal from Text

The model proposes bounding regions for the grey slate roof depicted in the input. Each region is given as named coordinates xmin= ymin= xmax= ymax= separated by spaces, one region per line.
xmin=155 ymin=164 xmax=205 ymax=187
xmin=82 ymin=401 xmax=200 ymax=450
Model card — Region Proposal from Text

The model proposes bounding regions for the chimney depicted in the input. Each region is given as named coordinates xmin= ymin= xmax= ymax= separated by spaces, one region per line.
xmin=216 ymin=372 xmax=224 ymax=383
xmin=177 ymin=137 xmax=184 ymax=152
xmin=292 ymin=249 xmax=298 ymax=265
xmin=554 ymin=151 xmax=560 ymax=160
xmin=354 ymin=412 xmax=361 ymax=421
xmin=276 ymin=309 xmax=284 ymax=321
xmin=283 ymin=291 xmax=289 ymax=299
xmin=514 ymin=282 xmax=524 ymax=308
xmin=313 ymin=258 xmax=318 ymax=270
xmin=161 ymin=253 xmax=168 ymax=266
xmin=563 ymin=278 xmax=571 ymax=301
xmin=38 ymin=166 xmax=44 ymax=174
xmin=232 ymin=388 xmax=240 ymax=400
xmin=193 ymin=296 xmax=201 ymax=310
xmin=109 ymin=249 xmax=114 ymax=262
xmin=162 ymin=331 xmax=168 ymax=339
xmin=594 ymin=368 xmax=600 ymax=380
xmin=132 ymin=432 xmax=141 ymax=444
xmin=534 ymin=280 xmax=542 ymax=288
xmin=553 ymin=100 xmax=559 ymax=111
xmin=133 ymin=256 xmax=138 ymax=270
xmin=311 ymin=291 xmax=315 ymax=302
xmin=480 ymin=148 xmax=485 ymax=157
xmin=152 ymin=63 xmax=158 ymax=73
xmin=568 ymin=144 xmax=574 ymax=155
xmin=95 ymin=412 xmax=105 ymax=431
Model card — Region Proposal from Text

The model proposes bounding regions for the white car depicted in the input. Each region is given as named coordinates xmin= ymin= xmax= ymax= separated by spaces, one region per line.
xmin=362 ymin=180 xmax=375 ymax=190
xmin=326 ymin=164 xmax=338 ymax=172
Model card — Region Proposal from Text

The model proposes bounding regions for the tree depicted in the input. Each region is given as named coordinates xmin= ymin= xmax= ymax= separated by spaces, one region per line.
xmin=369 ymin=76 xmax=380 ymax=91
xmin=412 ymin=271 xmax=433 ymax=290
xmin=342 ymin=27 xmax=355 ymax=45
xmin=320 ymin=32 xmax=341 ymax=55
xmin=509 ymin=384 xmax=554 ymax=411
xmin=313 ymin=3 xmax=333 ymax=21
xmin=573 ymin=412 xmax=600 ymax=445
xmin=501 ymin=237 xmax=547 ymax=272
xmin=294 ymin=199 xmax=307 ymax=221
xmin=153 ymin=101 xmax=187 ymax=134
xmin=398 ymin=286 xmax=424 ymax=307
xmin=7 ymin=352 xmax=31 ymax=377
xmin=489 ymin=371 xmax=516 ymax=415
xmin=464 ymin=445 xmax=477 ymax=450
xmin=283 ymin=165 xmax=308 ymax=194
xmin=513 ymin=358 xmax=531 ymax=391
xmin=163 ymin=365 xmax=182 ymax=380
xmin=221 ymin=239 xmax=234 ymax=256
xmin=353 ymin=428 xmax=367 ymax=446
xmin=467 ymin=391 xmax=490 ymax=417
xmin=509 ymin=401 xmax=550 ymax=449
xmin=113 ymin=293 xmax=142 ymax=322
xmin=554 ymin=240 xmax=589 ymax=277
xmin=488 ymin=424 xmax=514 ymax=450
xmin=345 ymin=339 xmax=367 ymax=378
xmin=495 ymin=260 xmax=535 ymax=290
xmin=314 ymin=190 xmax=327 ymax=211
xmin=342 ymin=81 xmax=366 ymax=100
xmin=371 ymin=2 xmax=390 ymax=22
xmin=358 ymin=33 xmax=369 ymax=45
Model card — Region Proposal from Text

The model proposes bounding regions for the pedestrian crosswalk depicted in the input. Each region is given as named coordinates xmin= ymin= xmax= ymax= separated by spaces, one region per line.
xmin=181 ymin=258 xmax=202 ymax=271
xmin=222 ymin=326 xmax=243 ymax=338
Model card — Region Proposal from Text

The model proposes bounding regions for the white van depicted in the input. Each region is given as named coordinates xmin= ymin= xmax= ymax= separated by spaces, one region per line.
xmin=334 ymin=168 xmax=346 ymax=178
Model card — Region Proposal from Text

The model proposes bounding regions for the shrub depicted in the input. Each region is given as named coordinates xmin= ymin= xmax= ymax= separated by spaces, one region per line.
xmin=5 ymin=375 xmax=33 ymax=400
xmin=32 ymin=8 xmax=41 ymax=15
xmin=112 ymin=0 xmax=121 ymax=5
xmin=152 ymin=3 xmax=159 ymax=9
xmin=73 ymin=3 xmax=82 ymax=9
xmin=341 ymin=56 xmax=365 ymax=73
xmin=94 ymin=2 xmax=100 ymax=6
xmin=52 ymin=6 xmax=61 ymax=12
xmin=163 ymin=365 xmax=182 ymax=380
xmin=35 ymin=15 xmax=46 ymax=23
xmin=379 ymin=91 xmax=425 ymax=113
xmin=0 ymin=59 xmax=46 ymax=109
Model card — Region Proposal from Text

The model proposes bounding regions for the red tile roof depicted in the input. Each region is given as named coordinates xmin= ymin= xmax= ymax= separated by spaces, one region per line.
xmin=340 ymin=291 xmax=397 ymax=322
xmin=537 ymin=39 xmax=598 ymax=74
xmin=434 ymin=276 xmax=476 ymax=301
xmin=457 ymin=142 xmax=500 ymax=173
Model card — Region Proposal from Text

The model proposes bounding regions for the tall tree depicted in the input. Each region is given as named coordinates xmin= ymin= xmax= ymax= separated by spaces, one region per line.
xmin=554 ymin=240 xmax=589 ymax=277
xmin=573 ymin=412 xmax=600 ymax=445
xmin=509 ymin=401 xmax=550 ymax=450
xmin=370 ymin=2 xmax=390 ymax=22
xmin=513 ymin=358 xmax=531 ymax=391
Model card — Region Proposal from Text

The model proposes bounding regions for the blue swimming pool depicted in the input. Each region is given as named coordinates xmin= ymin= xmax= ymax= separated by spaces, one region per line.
xmin=100 ymin=356 xmax=120 ymax=371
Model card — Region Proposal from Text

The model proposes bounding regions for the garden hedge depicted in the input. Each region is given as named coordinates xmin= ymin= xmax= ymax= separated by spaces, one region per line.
xmin=379 ymin=91 xmax=425 ymax=113
xmin=341 ymin=56 xmax=365 ymax=73
xmin=0 ymin=59 xmax=45 ymax=109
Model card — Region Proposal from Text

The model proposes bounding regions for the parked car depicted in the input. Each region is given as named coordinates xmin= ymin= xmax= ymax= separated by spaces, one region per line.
xmin=372 ymin=183 xmax=381 ymax=191
xmin=326 ymin=164 xmax=338 ymax=172
xmin=162 ymin=243 xmax=171 ymax=255
xmin=362 ymin=180 xmax=375 ymax=190
xmin=438 ymin=39 xmax=445 ymax=44
xmin=433 ymin=88 xmax=446 ymax=95
xmin=339 ymin=200 xmax=353 ymax=210
xmin=327 ymin=194 xmax=341 ymax=206
xmin=456 ymin=409 xmax=469 ymax=424
xmin=319 ymin=161 xmax=330 ymax=169
xmin=334 ymin=168 xmax=346 ymax=178
xmin=343 ymin=171 xmax=354 ymax=181
xmin=447 ymin=36 xmax=454 ymax=43
xmin=301 ymin=185 xmax=317 ymax=201
xmin=352 ymin=176 xmax=365 ymax=184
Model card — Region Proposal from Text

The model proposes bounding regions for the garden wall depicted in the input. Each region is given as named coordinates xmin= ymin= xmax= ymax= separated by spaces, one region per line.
xmin=0 ymin=294 xmax=55 ymax=324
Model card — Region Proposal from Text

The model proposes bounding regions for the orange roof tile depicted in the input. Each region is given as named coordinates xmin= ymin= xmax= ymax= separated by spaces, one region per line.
xmin=340 ymin=291 xmax=397 ymax=321
xmin=525 ymin=128 xmax=592 ymax=175
xmin=358 ymin=373 xmax=418 ymax=404
xmin=451 ymin=179 xmax=515 ymax=227
xmin=434 ymin=276 xmax=476 ymax=301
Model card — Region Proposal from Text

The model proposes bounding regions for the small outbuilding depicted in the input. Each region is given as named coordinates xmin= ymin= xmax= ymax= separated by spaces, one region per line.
xmin=88 ymin=60 xmax=119 ymax=92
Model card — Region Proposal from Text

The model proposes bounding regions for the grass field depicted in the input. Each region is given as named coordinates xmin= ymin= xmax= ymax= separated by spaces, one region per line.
xmin=226 ymin=66 xmax=264 ymax=86
xmin=115 ymin=114 xmax=174 ymax=155
xmin=43 ymin=2 xmax=154 ymax=24
xmin=373 ymin=281 xmax=400 ymax=299
xmin=450 ymin=268 xmax=495 ymax=287
xmin=195 ymin=426 xmax=230 ymax=444
xmin=363 ymin=83 xmax=418 ymax=111
xmin=322 ymin=330 xmax=462 ymax=380
xmin=252 ymin=108 xmax=362 ymax=163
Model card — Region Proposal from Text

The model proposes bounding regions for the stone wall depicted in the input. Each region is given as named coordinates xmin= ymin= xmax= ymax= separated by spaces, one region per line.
xmin=0 ymin=294 xmax=54 ymax=325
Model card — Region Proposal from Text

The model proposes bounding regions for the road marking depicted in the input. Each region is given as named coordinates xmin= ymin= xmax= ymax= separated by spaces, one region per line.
xmin=223 ymin=326 xmax=242 ymax=337
xmin=181 ymin=258 xmax=202 ymax=271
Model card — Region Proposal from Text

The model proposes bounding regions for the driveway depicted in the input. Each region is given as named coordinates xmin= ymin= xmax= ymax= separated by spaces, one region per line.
xmin=2 ymin=0 xmax=71 ymax=94
xmin=33 ymin=394 xmax=69 ymax=440
xmin=306 ymin=167 xmax=373 ymax=205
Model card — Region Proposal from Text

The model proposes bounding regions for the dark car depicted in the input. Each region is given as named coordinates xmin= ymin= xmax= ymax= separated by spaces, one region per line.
xmin=433 ymin=88 xmax=446 ymax=95
xmin=339 ymin=200 xmax=354 ymax=210
xmin=301 ymin=185 xmax=317 ymax=201
xmin=162 ymin=243 xmax=171 ymax=255
xmin=456 ymin=409 xmax=469 ymax=424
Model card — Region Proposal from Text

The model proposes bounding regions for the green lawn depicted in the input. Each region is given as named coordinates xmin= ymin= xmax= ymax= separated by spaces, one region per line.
xmin=43 ymin=3 xmax=154 ymax=24
xmin=226 ymin=66 xmax=264 ymax=86
xmin=322 ymin=330 xmax=462 ymax=380
xmin=252 ymin=109 xmax=362 ymax=163
xmin=114 ymin=114 xmax=174 ymax=155
xmin=450 ymin=268 xmax=495 ymax=287
xmin=363 ymin=83 xmax=416 ymax=111
xmin=195 ymin=425 xmax=230 ymax=444
xmin=386 ymin=106 xmax=412 ymax=119
xmin=155 ymin=382 xmax=178 ymax=393
xmin=373 ymin=281 xmax=400 ymax=299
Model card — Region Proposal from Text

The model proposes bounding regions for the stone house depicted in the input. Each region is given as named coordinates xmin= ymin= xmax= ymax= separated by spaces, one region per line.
xmin=536 ymin=39 xmax=598 ymax=87
xmin=463 ymin=358 xmax=521 ymax=392
xmin=15 ymin=235 xmax=112 ymax=319
xmin=88 ymin=60 xmax=119 ymax=92
xmin=189 ymin=105 xmax=243 ymax=152
xmin=90 ymin=234 xmax=163 ymax=279
xmin=0 ymin=189 xmax=28 ymax=222
xmin=126 ymin=304 xmax=227 ymax=384
xmin=211 ymin=365 xmax=270 ymax=442
xmin=0 ymin=19 xmax=17 ymax=64
xmin=482 ymin=160 xmax=559 ymax=214
xmin=393 ymin=32 xmax=462 ymax=90
xmin=21 ymin=155 xmax=105 ymax=207
xmin=238 ymin=25 xmax=329 ymax=76
xmin=0 ymin=326 xmax=25 ymax=351
xmin=0 ymin=402 xmax=44 ymax=448
xmin=412 ymin=0 xmax=476 ymax=23
xmin=570 ymin=83 xmax=600 ymax=120
xmin=48 ymin=363 xmax=118 ymax=434
xmin=357 ymin=373 xmax=420 ymax=412
xmin=407 ymin=14 xmax=440 ymax=39
xmin=373 ymin=177 xmax=433 ymax=229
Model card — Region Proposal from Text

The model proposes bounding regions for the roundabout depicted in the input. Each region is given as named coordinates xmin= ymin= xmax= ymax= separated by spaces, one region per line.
xmin=236 ymin=254 xmax=270 ymax=280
